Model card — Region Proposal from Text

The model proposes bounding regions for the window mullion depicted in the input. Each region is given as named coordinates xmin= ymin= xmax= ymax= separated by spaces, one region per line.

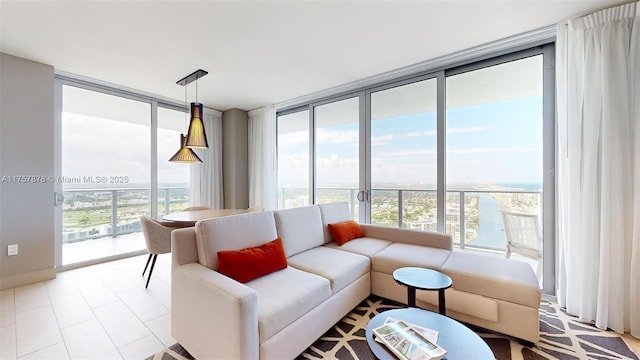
xmin=150 ymin=101 xmax=158 ymax=218
xmin=436 ymin=71 xmax=446 ymax=233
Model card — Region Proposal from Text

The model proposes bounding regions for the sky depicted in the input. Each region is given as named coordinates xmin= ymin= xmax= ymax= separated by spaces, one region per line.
xmin=61 ymin=112 xmax=190 ymax=187
xmin=278 ymin=95 xmax=543 ymax=188
xmin=62 ymin=94 xmax=542 ymax=191
xmin=61 ymin=55 xmax=542 ymax=191
xmin=61 ymin=84 xmax=191 ymax=188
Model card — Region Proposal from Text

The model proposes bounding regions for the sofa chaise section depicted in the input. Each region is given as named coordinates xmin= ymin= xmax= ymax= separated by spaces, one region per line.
xmin=319 ymin=203 xmax=541 ymax=343
xmin=363 ymin=223 xmax=541 ymax=343
xmin=435 ymin=251 xmax=541 ymax=342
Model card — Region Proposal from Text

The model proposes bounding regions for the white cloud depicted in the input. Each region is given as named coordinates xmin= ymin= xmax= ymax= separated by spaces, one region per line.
xmin=381 ymin=149 xmax=437 ymax=157
xmin=406 ymin=126 xmax=489 ymax=137
xmin=447 ymin=126 xmax=490 ymax=134
xmin=280 ymin=128 xmax=361 ymax=148
xmin=371 ymin=134 xmax=397 ymax=146
xmin=447 ymin=146 xmax=540 ymax=154
xmin=317 ymin=129 xmax=358 ymax=144
xmin=280 ymin=126 xmax=488 ymax=148
xmin=372 ymin=161 xmax=437 ymax=184
xmin=316 ymin=154 xmax=358 ymax=169
xmin=407 ymin=130 xmax=436 ymax=137
xmin=62 ymin=113 xmax=152 ymax=183
xmin=278 ymin=153 xmax=310 ymax=186
xmin=381 ymin=146 xmax=539 ymax=157
xmin=278 ymin=131 xmax=308 ymax=147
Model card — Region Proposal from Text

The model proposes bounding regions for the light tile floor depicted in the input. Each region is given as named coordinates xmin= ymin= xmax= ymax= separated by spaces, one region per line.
xmin=0 ymin=254 xmax=173 ymax=360
xmin=1 ymin=252 xmax=639 ymax=359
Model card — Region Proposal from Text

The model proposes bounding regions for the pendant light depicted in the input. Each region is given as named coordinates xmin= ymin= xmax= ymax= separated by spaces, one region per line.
xmin=186 ymin=102 xmax=208 ymax=149
xmin=169 ymin=134 xmax=203 ymax=163
xmin=177 ymin=69 xmax=209 ymax=149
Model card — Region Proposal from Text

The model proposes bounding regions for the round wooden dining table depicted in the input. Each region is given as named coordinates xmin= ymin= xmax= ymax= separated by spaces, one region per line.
xmin=162 ymin=208 xmax=250 ymax=226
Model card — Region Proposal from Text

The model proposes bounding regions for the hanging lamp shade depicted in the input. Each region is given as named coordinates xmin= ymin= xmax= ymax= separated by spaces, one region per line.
xmin=169 ymin=134 xmax=202 ymax=163
xmin=185 ymin=102 xmax=208 ymax=149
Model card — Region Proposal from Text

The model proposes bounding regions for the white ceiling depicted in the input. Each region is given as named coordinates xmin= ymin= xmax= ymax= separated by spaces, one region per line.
xmin=0 ymin=0 xmax=627 ymax=112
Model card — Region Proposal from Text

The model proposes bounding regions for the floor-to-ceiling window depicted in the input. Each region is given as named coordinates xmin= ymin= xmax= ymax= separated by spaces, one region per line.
xmin=445 ymin=55 xmax=544 ymax=251
xmin=276 ymin=44 xmax=554 ymax=293
xmin=157 ymin=107 xmax=190 ymax=217
xmin=57 ymin=81 xmax=189 ymax=267
xmin=277 ymin=109 xmax=310 ymax=209
xmin=370 ymin=77 xmax=438 ymax=229
xmin=314 ymin=96 xmax=361 ymax=220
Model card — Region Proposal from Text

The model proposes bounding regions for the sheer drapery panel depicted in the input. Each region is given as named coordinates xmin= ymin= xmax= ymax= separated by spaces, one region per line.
xmin=248 ymin=105 xmax=277 ymax=210
xmin=556 ymin=1 xmax=639 ymax=338
xmin=189 ymin=107 xmax=223 ymax=208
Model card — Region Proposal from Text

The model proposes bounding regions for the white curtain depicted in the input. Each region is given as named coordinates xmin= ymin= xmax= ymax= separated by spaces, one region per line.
xmin=556 ymin=2 xmax=639 ymax=338
xmin=248 ymin=105 xmax=277 ymax=210
xmin=189 ymin=107 xmax=223 ymax=208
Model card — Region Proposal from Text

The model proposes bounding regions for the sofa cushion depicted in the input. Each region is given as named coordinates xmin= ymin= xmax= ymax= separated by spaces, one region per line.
xmin=360 ymin=224 xmax=453 ymax=251
xmin=319 ymin=202 xmax=353 ymax=244
xmin=274 ymin=205 xmax=324 ymax=257
xmin=328 ymin=220 xmax=365 ymax=245
xmin=441 ymin=252 xmax=541 ymax=308
xmin=217 ymin=238 xmax=288 ymax=283
xmin=288 ymin=247 xmax=370 ymax=294
xmin=324 ymin=237 xmax=392 ymax=257
xmin=372 ymin=243 xmax=451 ymax=274
xmin=196 ymin=211 xmax=277 ymax=270
xmin=245 ymin=267 xmax=331 ymax=343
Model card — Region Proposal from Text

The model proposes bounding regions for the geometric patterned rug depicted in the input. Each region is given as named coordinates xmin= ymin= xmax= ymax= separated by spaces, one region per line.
xmin=147 ymin=295 xmax=640 ymax=360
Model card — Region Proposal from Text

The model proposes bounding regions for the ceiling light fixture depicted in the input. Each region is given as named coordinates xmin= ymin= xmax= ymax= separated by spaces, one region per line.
xmin=169 ymin=134 xmax=203 ymax=163
xmin=177 ymin=69 xmax=209 ymax=149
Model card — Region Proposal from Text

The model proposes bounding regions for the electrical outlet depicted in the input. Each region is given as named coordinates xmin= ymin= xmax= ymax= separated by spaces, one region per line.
xmin=7 ymin=244 xmax=18 ymax=256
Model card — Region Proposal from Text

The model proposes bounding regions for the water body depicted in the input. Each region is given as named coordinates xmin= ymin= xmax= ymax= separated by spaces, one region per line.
xmin=467 ymin=193 xmax=507 ymax=249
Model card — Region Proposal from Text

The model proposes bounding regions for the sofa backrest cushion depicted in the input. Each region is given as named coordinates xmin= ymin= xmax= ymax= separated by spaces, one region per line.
xmin=195 ymin=211 xmax=278 ymax=270
xmin=318 ymin=202 xmax=353 ymax=244
xmin=274 ymin=205 xmax=324 ymax=257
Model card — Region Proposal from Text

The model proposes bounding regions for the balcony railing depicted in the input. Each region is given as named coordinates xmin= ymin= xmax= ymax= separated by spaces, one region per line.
xmin=279 ymin=186 xmax=542 ymax=251
xmin=62 ymin=187 xmax=189 ymax=243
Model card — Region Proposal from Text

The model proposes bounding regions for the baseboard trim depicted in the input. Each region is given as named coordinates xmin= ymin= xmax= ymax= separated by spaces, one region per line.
xmin=0 ymin=268 xmax=56 ymax=290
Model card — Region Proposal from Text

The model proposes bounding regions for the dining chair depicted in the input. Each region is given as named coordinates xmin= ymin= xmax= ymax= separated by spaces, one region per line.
xmin=140 ymin=216 xmax=187 ymax=288
xmin=501 ymin=211 xmax=542 ymax=280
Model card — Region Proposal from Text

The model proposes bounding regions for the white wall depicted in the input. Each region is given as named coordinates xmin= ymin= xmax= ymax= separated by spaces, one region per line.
xmin=0 ymin=53 xmax=56 ymax=289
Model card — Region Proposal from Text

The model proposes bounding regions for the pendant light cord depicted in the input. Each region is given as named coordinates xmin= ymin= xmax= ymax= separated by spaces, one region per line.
xmin=184 ymin=85 xmax=188 ymax=127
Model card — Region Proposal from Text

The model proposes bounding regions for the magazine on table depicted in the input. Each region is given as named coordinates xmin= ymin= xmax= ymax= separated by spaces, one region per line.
xmin=374 ymin=317 xmax=439 ymax=344
xmin=372 ymin=319 xmax=447 ymax=360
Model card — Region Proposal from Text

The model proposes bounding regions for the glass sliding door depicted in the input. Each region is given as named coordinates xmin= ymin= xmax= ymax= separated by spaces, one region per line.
xmin=277 ymin=110 xmax=310 ymax=209
xmin=275 ymin=45 xmax=554 ymax=293
xmin=157 ymin=107 xmax=190 ymax=217
xmin=445 ymin=55 xmax=544 ymax=250
xmin=61 ymin=84 xmax=151 ymax=265
xmin=314 ymin=97 xmax=360 ymax=220
xmin=370 ymin=78 xmax=437 ymax=228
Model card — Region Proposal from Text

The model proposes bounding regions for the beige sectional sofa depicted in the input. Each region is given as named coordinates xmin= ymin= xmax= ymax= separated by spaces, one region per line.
xmin=171 ymin=202 xmax=541 ymax=359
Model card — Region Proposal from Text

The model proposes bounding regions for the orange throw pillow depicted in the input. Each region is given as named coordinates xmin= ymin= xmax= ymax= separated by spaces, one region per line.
xmin=328 ymin=220 xmax=365 ymax=245
xmin=217 ymin=238 xmax=288 ymax=283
